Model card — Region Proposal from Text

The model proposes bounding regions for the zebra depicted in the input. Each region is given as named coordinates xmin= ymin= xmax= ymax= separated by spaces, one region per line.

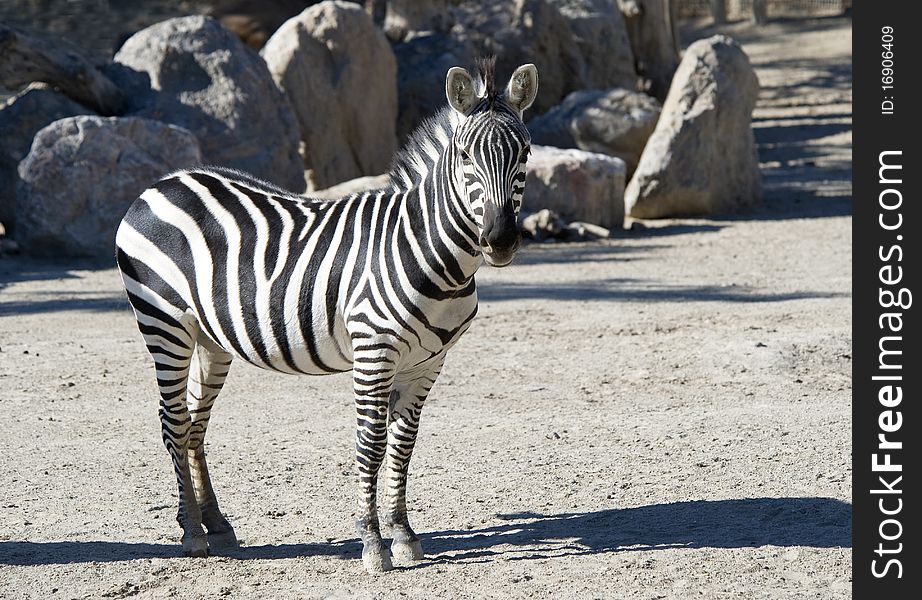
xmin=114 ymin=57 xmax=538 ymax=573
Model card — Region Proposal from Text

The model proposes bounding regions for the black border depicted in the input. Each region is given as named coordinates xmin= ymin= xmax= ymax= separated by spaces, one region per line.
xmin=853 ymin=3 xmax=919 ymax=596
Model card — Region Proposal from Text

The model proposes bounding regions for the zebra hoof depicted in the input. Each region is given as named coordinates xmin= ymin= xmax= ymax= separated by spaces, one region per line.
xmin=182 ymin=534 xmax=209 ymax=558
xmin=391 ymin=539 xmax=424 ymax=563
xmin=362 ymin=544 xmax=393 ymax=574
xmin=207 ymin=529 xmax=239 ymax=554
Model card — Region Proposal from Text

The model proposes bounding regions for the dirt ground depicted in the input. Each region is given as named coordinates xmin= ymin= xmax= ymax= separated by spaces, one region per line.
xmin=0 ymin=16 xmax=852 ymax=600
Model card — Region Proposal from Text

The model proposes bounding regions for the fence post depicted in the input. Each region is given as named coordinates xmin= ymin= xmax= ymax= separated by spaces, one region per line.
xmin=752 ymin=0 xmax=768 ymax=24
xmin=710 ymin=0 xmax=727 ymax=24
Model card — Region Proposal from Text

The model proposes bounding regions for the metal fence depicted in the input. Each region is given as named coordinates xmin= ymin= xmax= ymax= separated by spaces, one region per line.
xmin=677 ymin=0 xmax=849 ymax=19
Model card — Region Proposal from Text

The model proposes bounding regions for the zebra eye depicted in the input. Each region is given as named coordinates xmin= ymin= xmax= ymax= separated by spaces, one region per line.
xmin=521 ymin=146 xmax=531 ymax=161
xmin=460 ymin=150 xmax=473 ymax=166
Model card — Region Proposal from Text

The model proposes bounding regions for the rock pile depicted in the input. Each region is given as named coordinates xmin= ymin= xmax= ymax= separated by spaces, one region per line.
xmin=390 ymin=0 xmax=637 ymax=138
xmin=521 ymin=209 xmax=612 ymax=242
xmin=3 ymin=15 xmax=305 ymax=256
xmin=1 ymin=2 xmax=763 ymax=257
xmin=528 ymin=87 xmax=661 ymax=177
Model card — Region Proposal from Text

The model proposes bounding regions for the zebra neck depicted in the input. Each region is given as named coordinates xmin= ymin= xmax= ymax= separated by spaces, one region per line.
xmin=397 ymin=154 xmax=483 ymax=288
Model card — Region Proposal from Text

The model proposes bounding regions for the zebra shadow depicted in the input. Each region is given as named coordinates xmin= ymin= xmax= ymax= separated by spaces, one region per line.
xmin=0 ymin=538 xmax=362 ymax=566
xmin=417 ymin=496 xmax=851 ymax=566
xmin=477 ymin=277 xmax=845 ymax=304
xmin=0 ymin=497 xmax=849 ymax=566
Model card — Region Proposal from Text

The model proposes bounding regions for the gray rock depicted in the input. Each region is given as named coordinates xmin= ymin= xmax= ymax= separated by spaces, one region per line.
xmin=566 ymin=220 xmax=611 ymax=239
xmin=521 ymin=208 xmax=611 ymax=242
xmin=450 ymin=0 xmax=636 ymax=116
xmin=15 ymin=116 xmax=201 ymax=257
xmin=113 ymin=15 xmax=304 ymax=192
xmin=521 ymin=208 xmax=566 ymax=241
xmin=528 ymin=87 xmax=661 ymax=176
xmin=525 ymin=145 xmax=626 ymax=229
xmin=625 ymin=35 xmax=761 ymax=218
xmin=449 ymin=1 xmax=575 ymax=117
xmin=261 ymin=2 xmax=398 ymax=191
xmin=0 ymin=84 xmax=94 ymax=233
xmin=391 ymin=1 xmax=636 ymax=136
xmin=548 ymin=0 xmax=636 ymax=92
xmin=393 ymin=32 xmax=473 ymax=140
xmin=0 ymin=22 xmax=124 ymax=114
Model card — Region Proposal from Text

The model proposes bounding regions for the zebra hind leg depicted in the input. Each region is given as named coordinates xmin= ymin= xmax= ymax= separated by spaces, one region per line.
xmin=140 ymin=312 xmax=209 ymax=557
xmin=186 ymin=339 xmax=238 ymax=554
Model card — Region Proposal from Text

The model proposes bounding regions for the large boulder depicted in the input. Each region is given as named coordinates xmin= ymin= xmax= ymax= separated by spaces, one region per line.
xmin=0 ymin=84 xmax=94 ymax=233
xmin=625 ymin=35 xmax=760 ymax=219
xmin=528 ymin=87 xmax=661 ymax=176
xmin=393 ymin=32 xmax=473 ymax=140
xmin=261 ymin=2 xmax=399 ymax=191
xmin=112 ymin=16 xmax=304 ymax=192
xmin=15 ymin=116 xmax=202 ymax=257
xmin=548 ymin=0 xmax=637 ymax=92
xmin=0 ymin=23 xmax=124 ymax=114
xmin=525 ymin=145 xmax=626 ymax=229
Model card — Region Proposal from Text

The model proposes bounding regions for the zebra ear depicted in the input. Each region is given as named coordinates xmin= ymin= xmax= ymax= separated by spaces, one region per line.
xmin=505 ymin=64 xmax=538 ymax=116
xmin=446 ymin=67 xmax=479 ymax=115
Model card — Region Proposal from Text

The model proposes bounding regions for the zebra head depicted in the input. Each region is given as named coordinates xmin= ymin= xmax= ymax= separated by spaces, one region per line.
xmin=446 ymin=60 xmax=538 ymax=267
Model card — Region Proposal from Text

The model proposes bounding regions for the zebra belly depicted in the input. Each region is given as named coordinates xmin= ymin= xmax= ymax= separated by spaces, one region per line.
xmin=190 ymin=285 xmax=356 ymax=376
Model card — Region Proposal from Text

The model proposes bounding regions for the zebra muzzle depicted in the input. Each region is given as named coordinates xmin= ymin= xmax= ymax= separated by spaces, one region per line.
xmin=481 ymin=203 xmax=521 ymax=267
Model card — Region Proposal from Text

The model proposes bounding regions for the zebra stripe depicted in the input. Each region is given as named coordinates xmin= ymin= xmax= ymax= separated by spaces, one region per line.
xmin=116 ymin=58 xmax=538 ymax=572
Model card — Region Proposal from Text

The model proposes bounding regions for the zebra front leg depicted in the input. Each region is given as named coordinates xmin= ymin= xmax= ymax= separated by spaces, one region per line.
xmin=383 ymin=366 xmax=441 ymax=563
xmin=353 ymin=366 xmax=395 ymax=573
xmin=186 ymin=341 xmax=237 ymax=553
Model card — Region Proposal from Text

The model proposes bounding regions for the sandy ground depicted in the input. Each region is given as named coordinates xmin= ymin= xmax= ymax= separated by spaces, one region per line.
xmin=0 ymin=17 xmax=852 ymax=600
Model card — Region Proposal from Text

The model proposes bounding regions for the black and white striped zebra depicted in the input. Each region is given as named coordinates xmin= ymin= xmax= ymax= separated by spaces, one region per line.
xmin=115 ymin=58 xmax=538 ymax=573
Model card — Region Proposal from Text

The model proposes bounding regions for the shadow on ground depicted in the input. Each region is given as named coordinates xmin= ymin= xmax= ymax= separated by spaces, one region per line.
xmin=0 ymin=257 xmax=127 ymax=315
xmin=423 ymin=496 xmax=851 ymax=565
xmin=0 ymin=497 xmax=849 ymax=567
xmin=0 ymin=257 xmax=113 ymax=290
xmin=679 ymin=15 xmax=852 ymax=48
xmin=0 ymin=539 xmax=363 ymax=566
xmin=0 ymin=293 xmax=128 ymax=316
xmin=478 ymin=276 xmax=843 ymax=303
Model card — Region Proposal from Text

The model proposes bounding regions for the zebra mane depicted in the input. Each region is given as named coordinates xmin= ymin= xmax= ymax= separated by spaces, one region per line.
xmin=387 ymin=57 xmax=499 ymax=190
xmin=387 ymin=106 xmax=458 ymax=190
xmin=476 ymin=56 xmax=498 ymax=106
